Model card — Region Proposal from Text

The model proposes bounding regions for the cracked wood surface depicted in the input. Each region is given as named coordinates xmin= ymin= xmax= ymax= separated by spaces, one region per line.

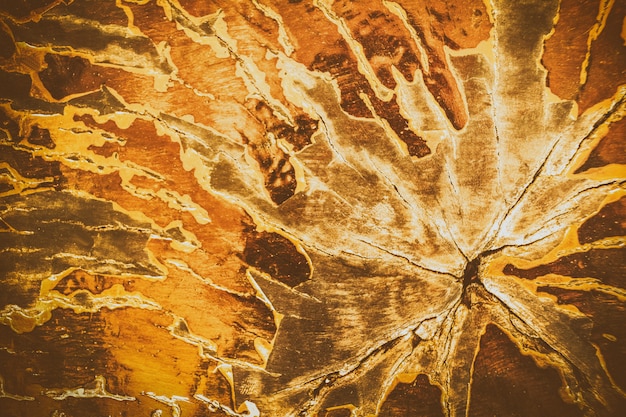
xmin=0 ymin=0 xmax=625 ymax=416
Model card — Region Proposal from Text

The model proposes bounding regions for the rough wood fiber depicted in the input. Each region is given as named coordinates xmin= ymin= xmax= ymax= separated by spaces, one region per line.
xmin=0 ymin=0 xmax=625 ymax=416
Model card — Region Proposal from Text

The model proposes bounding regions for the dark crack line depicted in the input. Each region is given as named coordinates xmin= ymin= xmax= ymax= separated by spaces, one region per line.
xmin=434 ymin=193 xmax=470 ymax=263
xmin=166 ymin=0 xmax=296 ymax=126
xmin=355 ymin=237 xmax=458 ymax=280
xmin=483 ymin=144 xmax=561 ymax=254
xmin=247 ymin=267 xmax=322 ymax=304
xmin=522 ymin=180 xmax=624 ymax=238
xmin=570 ymin=92 xmax=626 ymax=172
xmin=493 ymin=291 xmax=585 ymax=377
xmin=444 ymin=158 xmax=461 ymax=201
xmin=482 ymin=92 xmax=626 ymax=255
xmin=482 ymin=277 xmax=602 ymax=385
xmin=437 ymin=300 xmax=464 ymax=372
xmin=491 ymin=97 xmax=505 ymax=199
xmin=294 ymin=323 xmax=424 ymax=416
xmin=441 ymin=160 xmax=465 ymax=256
xmin=490 ymin=179 xmax=624 ymax=255
xmin=365 ymin=152 xmax=415 ymax=210
xmin=366 ymin=154 xmax=469 ymax=263
xmin=314 ymin=112 xmax=368 ymax=182
xmin=492 ymin=231 xmax=565 ymax=254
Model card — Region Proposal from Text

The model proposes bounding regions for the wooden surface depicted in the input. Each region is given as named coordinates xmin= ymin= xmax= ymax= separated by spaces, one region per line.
xmin=0 ymin=0 xmax=625 ymax=416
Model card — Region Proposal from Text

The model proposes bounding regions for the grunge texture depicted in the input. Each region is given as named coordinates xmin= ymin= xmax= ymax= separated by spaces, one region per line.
xmin=0 ymin=0 xmax=625 ymax=416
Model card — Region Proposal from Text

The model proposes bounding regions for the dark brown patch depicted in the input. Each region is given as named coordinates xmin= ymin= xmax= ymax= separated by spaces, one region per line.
xmin=504 ymin=247 xmax=626 ymax=289
xmin=576 ymin=0 xmax=626 ymax=114
xmin=247 ymin=99 xmax=318 ymax=152
xmin=0 ymin=181 xmax=13 ymax=193
xmin=266 ymin=156 xmax=297 ymax=205
xmin=578 ymin=196 xmax=626 ymax=244
xmin=0 ymin=309 xmax=110 ymax=393
xmin=0 ymin=69 xmax=32 ymax=101
xmin=282 ymin=114 xmax=318 ymax=151
xmin=0 ymin=21 xmax=15 ymax=59
xmin=542 ymin=0 xmax=598 ymax=101
xmin=53 ymin=270 xmax=114 ymax=296
xmin=244 ymin=230 xmax=310 ymax=287
xmin=27 ymin=125 xmax=55 ymax=149
xmin=241 ymin=129 xmax=298 ymax=205
xmin=468 ymin=324 xmax=583 ymax=417
xmin=0 ymin=144 xmax=63 ymax=185
xmin=539 ymin=287 xmax=626 ymax=392
xmin=0 ymin=0 xmax=62 ymax=21
xmin=0 ymin=106 xmax=20 ymax=142
xmin=378 ymin=374 xmax=444 ymax=417
xmin=39 ymin=54 xmax=105 ymax=100
xmin=576 ymin=116 xmax=626 ymax=173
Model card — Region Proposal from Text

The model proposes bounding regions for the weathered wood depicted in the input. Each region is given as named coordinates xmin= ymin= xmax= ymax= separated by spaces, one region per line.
xmin=0 ymin=0 xmax=624 ymax=416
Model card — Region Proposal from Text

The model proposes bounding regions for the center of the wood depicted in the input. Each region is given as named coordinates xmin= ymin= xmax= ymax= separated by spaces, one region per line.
xmin=461 ymin=256 xmax=483 ymax=306
xmin=462 ymin=256 xmax=481 ymax=290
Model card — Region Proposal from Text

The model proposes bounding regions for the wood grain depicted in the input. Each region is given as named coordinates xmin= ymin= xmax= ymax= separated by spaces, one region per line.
xmin=0 ymin=0 xmax=625 ymax=416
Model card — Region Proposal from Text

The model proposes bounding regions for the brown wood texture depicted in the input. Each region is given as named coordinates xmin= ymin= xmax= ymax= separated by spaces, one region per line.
xmin=0 ymin=0 xmax=625 ymax=416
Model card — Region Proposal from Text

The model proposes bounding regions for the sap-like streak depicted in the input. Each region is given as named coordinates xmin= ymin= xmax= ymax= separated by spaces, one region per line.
xmin=536 ymin=278 xmax=626 ymax=302
xmin=10 ymin=132 xmax=171 ymax=186
xmin=250 ymin=0 xmax=295 ymax=56
xmin=194 ymin=394 xmax=259 ymax=417
xmin=0 ymin=375 xmax=34 ymax=401
xmin=46 ymin=286 xmax=162 ymax=313
xmin=565 ymin=91 xmax=626 ymax=174
xmin=313 ymin=0 xmax=394 ymax=103
xmin=44 ymin=375 xmax=135 ymax=401
xmin=154 ymin=188 xmax=212 ymax=224
xmin=383 ymin=0 xmax=429 ymax=73
xmin=43 ymin=253 xmax=152 ymax=271
xmin=165 ymin=259 xmax=251 ymax=300
xmin=579 ymin=0 xmax=615 ymax=87
xmin=165 ymin=0 xmax=294 ymax=124
xmin=165 ymin=314 xmax=219 ymax=354
xmin=142 ymin=392 xmax=188 ymax=417
xmin=0 ymin=161 xmax=57 ymax=195
xmin=23 ymin=218 xmax=152 ymax=234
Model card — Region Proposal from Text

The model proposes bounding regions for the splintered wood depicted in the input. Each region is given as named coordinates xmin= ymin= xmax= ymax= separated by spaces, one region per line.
xmin=0 ymin=0 xmax=625 ymax=416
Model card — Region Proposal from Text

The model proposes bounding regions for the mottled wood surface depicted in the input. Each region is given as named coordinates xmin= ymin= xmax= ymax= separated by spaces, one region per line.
xmin=0 ymin=0 xmax=625 ymax=416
